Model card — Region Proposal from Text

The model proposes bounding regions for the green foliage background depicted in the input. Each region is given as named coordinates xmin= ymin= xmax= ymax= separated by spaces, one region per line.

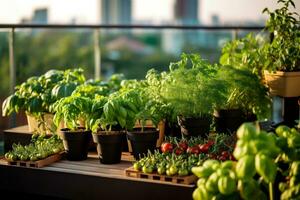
xmin=0 ymin=29 xmax=240 ymax=98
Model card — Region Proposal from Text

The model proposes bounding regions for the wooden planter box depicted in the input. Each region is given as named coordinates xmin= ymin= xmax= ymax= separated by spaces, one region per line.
xmin=26 ymin=113 xmax=55 ymax=134
xmin=264 ymin=70 xmax=300 ymax=97
xmin=27 ymin=113 xmax=79 ymax=134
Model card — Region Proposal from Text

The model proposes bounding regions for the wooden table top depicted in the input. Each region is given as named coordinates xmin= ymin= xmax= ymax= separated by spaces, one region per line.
xmin=4 ymin=125 xmax=31 ymax=134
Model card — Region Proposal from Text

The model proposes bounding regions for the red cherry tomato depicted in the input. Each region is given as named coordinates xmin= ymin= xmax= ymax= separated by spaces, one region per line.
xmin=161 ymin=142 xmax=174 ymax=153
xmin=187 ymin=146 xmax=200 ymax=155
xmin=199 ymin=143 xmax=210 ymax=154
xmin=175 ymin=148 xmax=184 ymax=155
xmin=178 ymin=141 xmax=188 ymax=151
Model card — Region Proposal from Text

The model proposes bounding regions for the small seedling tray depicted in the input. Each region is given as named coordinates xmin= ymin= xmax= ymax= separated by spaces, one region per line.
xmin=125 ymin=167 xmax=197 ymax=185
xmin=6 ymin=152 xmax=64 ymax=168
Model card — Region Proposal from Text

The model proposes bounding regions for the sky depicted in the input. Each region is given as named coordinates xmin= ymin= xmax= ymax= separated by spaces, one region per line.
xmin=0 ymin=0 xmax=299 ymax=25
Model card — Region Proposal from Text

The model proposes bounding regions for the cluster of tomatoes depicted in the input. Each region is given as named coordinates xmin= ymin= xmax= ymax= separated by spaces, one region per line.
xmin=160 ymin=135 xmax=236 ymax=162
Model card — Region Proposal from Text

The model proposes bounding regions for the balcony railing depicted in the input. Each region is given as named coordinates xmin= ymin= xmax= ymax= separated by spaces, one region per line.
xmin=0 ymin=23 xmax=264 ymax=93
xmin=0 ymin=24 xmax=264 ymax=127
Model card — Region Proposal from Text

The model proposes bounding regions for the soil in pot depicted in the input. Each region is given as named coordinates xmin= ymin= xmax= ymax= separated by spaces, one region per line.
xmin=214 ymin=109 xmax=245 ymax=134
xmin=126 ymin=127 xmax=159 ymax=159
xmin=60 ymin=127 xmax=91 ymax=161
xmin=177 ymin=116 xmax=212 ymax=138
xmin=93 ymin=131 xmax=124 ymax=164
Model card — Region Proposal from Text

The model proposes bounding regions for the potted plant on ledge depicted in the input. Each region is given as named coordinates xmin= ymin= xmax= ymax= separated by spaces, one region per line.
xmin=214 ymin=66 xmax=271 ymax=134
xmin=2 ymin=68 xmax=85 ymax=133
xmin=145 ymin=69 xmax=181 ymax=138
xmin=52 ymin=96 xmax=92 ymax=161
xmin=119 ymin=88 xmax=162 ymax=159
xmin=262 ymin=0 xmax=300 ymax=97
xmin=160 ymin=53 xmax=226 ymax=137
xmin=90 ymin=94 xmax=129 ymax=164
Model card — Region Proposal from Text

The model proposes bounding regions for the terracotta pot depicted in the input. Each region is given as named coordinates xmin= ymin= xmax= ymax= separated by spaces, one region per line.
xmin=27 ymin=113 xmax=57 ymax=134
xmin=264 ymin=70 xmax=300 ymax=97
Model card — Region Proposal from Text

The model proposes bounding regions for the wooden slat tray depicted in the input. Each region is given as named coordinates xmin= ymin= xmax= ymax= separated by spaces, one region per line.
xmin=125 ymin=167 xmax=197 ymax=185
xmin=6 ymin=152 xmax=64 ymax=168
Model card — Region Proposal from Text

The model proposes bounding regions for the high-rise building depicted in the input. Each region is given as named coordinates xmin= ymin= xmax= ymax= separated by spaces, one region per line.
xmin=162 ymin=0 xmax=200 ymax=55
xmin=31 ymin=8 xmax=48 ymax=24
xmin=174 ymin=0 xmax=199 ymax=24
xmin=100 ymin=0 xmax=132 ymax=24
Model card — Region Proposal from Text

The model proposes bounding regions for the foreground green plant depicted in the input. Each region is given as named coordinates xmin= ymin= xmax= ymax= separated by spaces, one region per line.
xmin=192 ymin=122 xmax=300 ymax=200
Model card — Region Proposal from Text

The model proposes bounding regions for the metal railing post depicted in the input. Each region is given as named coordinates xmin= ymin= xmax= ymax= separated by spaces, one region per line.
xmin=231 ymin=29 xmax=239 ymax=40
xmin=93 ymin=29 xmax=101 ymax=80
xmin=8 ymin=28 xmax=16 ymax=127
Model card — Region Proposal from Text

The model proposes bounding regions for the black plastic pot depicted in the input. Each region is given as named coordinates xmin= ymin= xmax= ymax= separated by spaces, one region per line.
xmin=214 ymin=109 xmax=257 ymax=134
xmin=177 ymin=116 xmax=212 ymax=138
xmin=121 ymin=133 xmax=129 ymax=152
xmin=92 ymin=131 xmax=124 ymax=164
xmin=214 ymin=109 xmax=245 ymax=134
xmin=60 ymin=128 xmax=91 ymax=161
xmin=126 ymin=128 xmax=159 ymax=159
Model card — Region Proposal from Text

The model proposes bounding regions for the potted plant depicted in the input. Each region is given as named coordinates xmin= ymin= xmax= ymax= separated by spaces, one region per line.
xmin=160 ymin=53 xmax=226 ymax=137
xmin=262 ymin=0 xmax=300 ymax=97
xmin=89 ymin=93 xmax=133 ymax=164
xmin=53 ymin=96 xmax=92 ymax=161
xmin=214 ymin=66 xmax=271 ymax=134
xmin=114 ymin=88 xmax=161 ymax=159
xmin=219 ymin=33 xmax=266 ymax=80
xmin=2 ymin=68 xmax=85 ymax=133
xmin=143 ymin=69 xmax=178 ymax=141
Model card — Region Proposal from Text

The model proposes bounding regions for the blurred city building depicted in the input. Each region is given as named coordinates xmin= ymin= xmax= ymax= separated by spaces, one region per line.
xmin=162 ymin=0 xmax=230 ymax=55
xmin=175 ymin=0 xmax=199 ymax=25
xmin=21 ymin=8 xmax=48 ymax=24
xmin=163 ymin=0 xmax=200 ymax=55
xmin=100 ymin=0 xmax=132 ymax=24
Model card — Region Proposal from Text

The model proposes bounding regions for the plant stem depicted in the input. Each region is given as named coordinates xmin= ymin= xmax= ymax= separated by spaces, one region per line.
xmin=269 ymin=182 xmax=274 ymax=200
